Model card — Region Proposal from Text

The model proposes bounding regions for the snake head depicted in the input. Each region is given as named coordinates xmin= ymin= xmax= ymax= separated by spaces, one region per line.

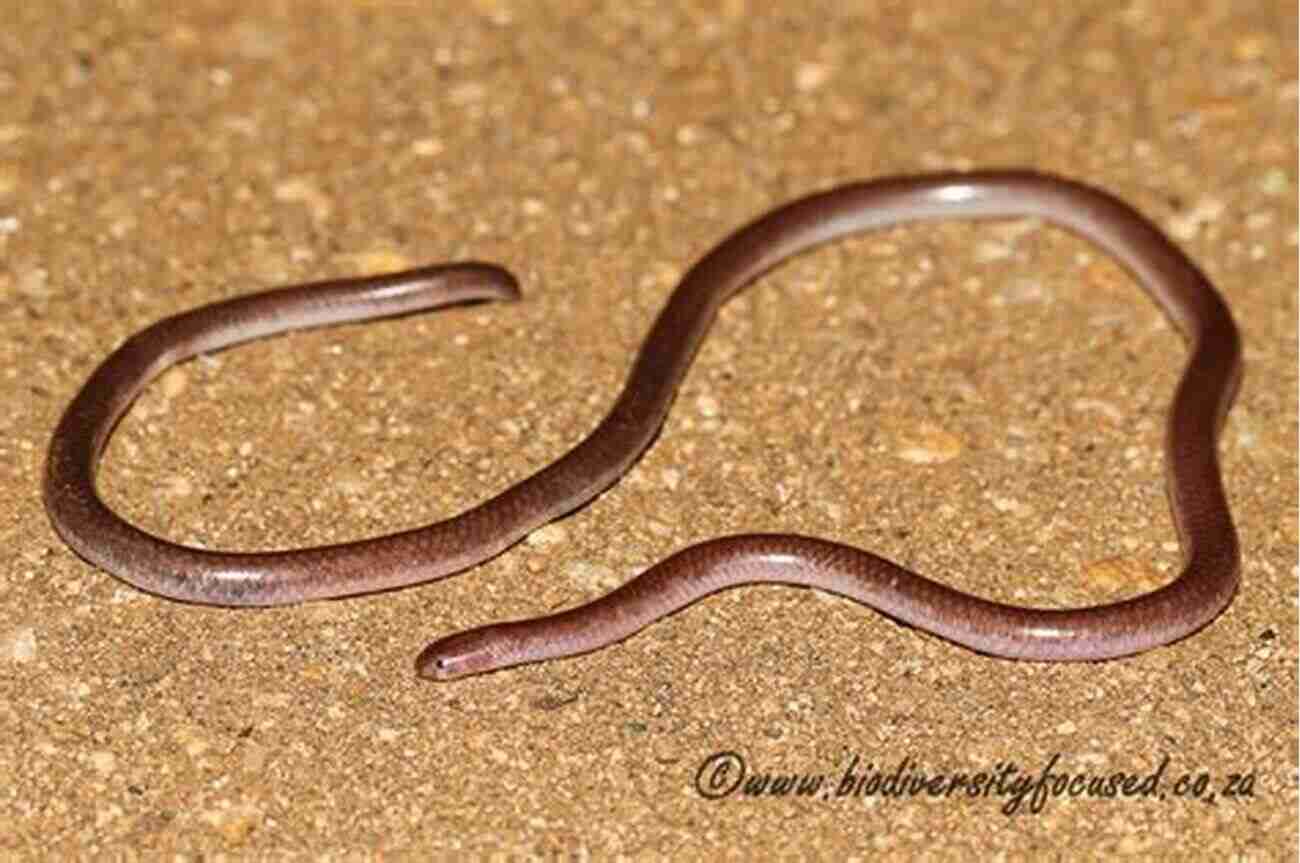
xmin=416 ymin=625 xmax=515 ymax=680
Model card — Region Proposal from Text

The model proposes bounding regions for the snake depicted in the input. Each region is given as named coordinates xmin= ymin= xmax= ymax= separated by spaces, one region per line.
xmin=41 ymin=171 xmax=1242 ymax=680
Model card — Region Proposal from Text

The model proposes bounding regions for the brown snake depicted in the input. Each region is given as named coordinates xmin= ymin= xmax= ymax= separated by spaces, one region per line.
xmin=42 ymin=171 xmax=1242 ymax=679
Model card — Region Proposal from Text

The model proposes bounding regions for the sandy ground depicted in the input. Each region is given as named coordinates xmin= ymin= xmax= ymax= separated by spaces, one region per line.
xmin=2 ymin=0 xmax=1296 ymax=858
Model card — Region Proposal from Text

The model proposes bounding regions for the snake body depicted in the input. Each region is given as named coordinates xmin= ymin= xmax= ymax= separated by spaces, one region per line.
xmin=41 ymin=172 xmax=1242 ymax=680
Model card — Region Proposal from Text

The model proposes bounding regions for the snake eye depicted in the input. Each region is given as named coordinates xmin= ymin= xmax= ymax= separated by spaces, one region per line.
xmin=428 ymin=655 xmax=456 ymax=678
